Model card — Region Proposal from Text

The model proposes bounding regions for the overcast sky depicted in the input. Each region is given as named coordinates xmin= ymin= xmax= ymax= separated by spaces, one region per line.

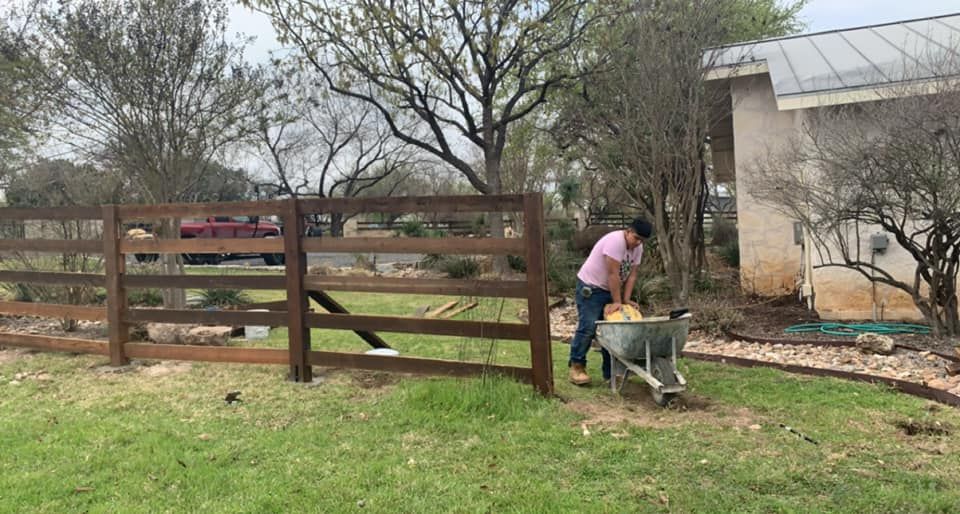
xmin=230 ymin=1 xmax=960 ymax=64
xmin=801 ymin=0 xmax=958 ymax=33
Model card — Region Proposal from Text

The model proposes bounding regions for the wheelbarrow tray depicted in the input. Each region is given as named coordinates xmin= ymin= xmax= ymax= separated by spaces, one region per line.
xmin=595 ymin=313 xmax=691 ymax=358
xmin=595 ymin=313 xmax=692 ymax=404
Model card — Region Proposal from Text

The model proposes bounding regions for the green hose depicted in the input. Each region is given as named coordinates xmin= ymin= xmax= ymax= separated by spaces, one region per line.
xmin=784 ymin=322 xmax=931 ymax=337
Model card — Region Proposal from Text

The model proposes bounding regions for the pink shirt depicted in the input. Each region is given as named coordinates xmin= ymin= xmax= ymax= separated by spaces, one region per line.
xmin=577 ymin=230 xmax=643 ymax=290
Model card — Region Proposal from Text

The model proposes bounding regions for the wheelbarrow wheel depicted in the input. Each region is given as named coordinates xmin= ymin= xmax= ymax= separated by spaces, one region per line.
xmin=650 ymin=357 xmax=678 ymax=407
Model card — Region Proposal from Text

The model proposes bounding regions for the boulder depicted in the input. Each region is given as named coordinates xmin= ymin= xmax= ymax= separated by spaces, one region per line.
xmin=855 ymin=333 xmax=895 ymax=355
xmin=185 ymin=326 xmax=232 ymax=346
xmin=572 ymin=225 xmax=618 ymax=256
xmin=146 ymin=323 xmax=196 ymax=345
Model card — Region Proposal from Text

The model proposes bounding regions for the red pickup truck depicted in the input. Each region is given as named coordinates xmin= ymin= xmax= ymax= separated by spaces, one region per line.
xmin=133 ymin=215 xmax=285 ymax=265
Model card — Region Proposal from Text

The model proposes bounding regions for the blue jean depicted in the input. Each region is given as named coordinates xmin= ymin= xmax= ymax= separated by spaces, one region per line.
xmin=569 ymin=279 xmax=613 ymax=379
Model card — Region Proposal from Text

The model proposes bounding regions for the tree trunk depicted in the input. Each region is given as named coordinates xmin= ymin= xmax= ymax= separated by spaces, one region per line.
xmin=484 ymin=137 xmax=508 ymax=274
xmin=160 ymin=218 xmax=186 ymax=309
xmin=330 ymin=212 xmax=344 ymax=238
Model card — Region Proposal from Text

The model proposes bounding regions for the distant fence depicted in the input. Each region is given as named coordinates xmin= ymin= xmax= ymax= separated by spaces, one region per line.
xmin=588 ymin=211 xmax=737 ymax=232
xmin=0 ymin=194 xmax=554 ymax=394
xmin=357 ymin=217 xmax=578 ymax=236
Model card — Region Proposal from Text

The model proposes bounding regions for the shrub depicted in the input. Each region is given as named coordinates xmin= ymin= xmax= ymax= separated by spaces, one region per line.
xmin=471 ymin=214 xmax=487 ymax=236
xmin=441 ymin=257 xmax=480 ymax=279
xmin=719 ymin=240 xmax=740 ymax=267
xmin=545 ymin=244 xmax=579 ymax=295
xmin=633 ymin=275 xmax=669 ymax=307
xmin=710 ymin=217 xmax=738 ymax=247
xmin=547 ymin=218 xmax=576 ymax=245
xmin=694 ymin=303 xmax=745 ymax=337
xmin=195 ymin=288 xmax=252 ymax=309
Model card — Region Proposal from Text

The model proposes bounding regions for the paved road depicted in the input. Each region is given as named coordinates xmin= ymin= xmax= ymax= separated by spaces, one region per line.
xmin=222 ymin=252 xmax=423 ymax=268
xmin=126 ymin=252 xmax=423 ymax=269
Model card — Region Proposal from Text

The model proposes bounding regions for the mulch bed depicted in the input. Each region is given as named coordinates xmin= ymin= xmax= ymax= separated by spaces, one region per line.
xmin=734 ymin=295 xmax=959 ymax=355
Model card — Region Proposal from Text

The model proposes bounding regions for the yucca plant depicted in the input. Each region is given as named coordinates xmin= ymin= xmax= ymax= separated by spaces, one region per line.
xmin=194 ymin=288 xmax=252 ymax=308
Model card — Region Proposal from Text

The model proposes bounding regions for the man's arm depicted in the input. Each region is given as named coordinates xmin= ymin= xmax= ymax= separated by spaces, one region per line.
xmin=622 ymin=264 xmax=639 ymax=308
xmin=604 ymin=256 xmax=622 ymax=315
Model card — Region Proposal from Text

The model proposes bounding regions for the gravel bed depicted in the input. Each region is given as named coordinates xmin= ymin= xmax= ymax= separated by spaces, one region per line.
xmin=686 ymin=338 xmax=960 ymax=395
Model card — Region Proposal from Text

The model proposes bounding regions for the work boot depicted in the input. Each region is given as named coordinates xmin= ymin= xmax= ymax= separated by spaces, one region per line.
xmin=569 ymin=363 xmax=591 ymax=386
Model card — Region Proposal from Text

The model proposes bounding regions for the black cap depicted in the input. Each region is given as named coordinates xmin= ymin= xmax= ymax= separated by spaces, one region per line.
xmin=629 ymin=217 xmax=653 ymax=239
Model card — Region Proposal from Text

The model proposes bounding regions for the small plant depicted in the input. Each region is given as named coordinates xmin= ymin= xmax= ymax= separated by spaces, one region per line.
xmin=397 ymin=220 xmax=427 ymax=238
xmin=1 ymin=283 xmax=35 ymax=302
xmin=441 ymin=257 xmax=481 ymax=279
xmin=195 ymin=288 xmax=252 ymax=308
xmin=128 ymin=288 xmax=164 ymax=307
xmin=471 ymin=214 xmax=487 ymax=236
xmin=418 ymin=253 xmax=446 ymax=270
xmin=352 ymin=253 xmax=376 ymax=271
xmin=694 ymin=274 xmax=721 ymax=293
xmin=507 ymin=255 xmax=527 ymax=273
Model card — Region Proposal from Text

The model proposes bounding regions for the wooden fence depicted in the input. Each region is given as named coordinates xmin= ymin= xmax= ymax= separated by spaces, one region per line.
xmin=0 ymin=194 xmax=554 ymax=394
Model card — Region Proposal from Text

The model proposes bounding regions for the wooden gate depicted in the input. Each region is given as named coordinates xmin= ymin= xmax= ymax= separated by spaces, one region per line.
xmin=0 ymin=194 xmax=553 ymax=394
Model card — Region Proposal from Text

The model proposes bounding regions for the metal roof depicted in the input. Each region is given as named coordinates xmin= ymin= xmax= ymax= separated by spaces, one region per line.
xmin=708 ymin=13 xmax=960 ymax=102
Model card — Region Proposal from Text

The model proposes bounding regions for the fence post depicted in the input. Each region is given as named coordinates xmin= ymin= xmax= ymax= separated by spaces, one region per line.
xmin=102 ymin=205 xmax=128 ymax=366
xmin=523 ymin=193 xmax=554 ymax=395
xmin=283 ymin=198 xmax=312 ymax=382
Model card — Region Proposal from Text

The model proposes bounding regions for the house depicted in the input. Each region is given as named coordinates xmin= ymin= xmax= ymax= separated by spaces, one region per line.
xmin=705 ymin=14 xmax=960 ymax=320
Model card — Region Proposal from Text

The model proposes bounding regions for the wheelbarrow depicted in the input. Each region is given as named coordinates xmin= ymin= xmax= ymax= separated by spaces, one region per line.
xmin=595 ymin=312 xmax=692 ymax=406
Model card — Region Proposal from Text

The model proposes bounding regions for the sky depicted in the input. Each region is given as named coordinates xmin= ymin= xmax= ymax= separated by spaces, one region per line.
xmin=801 ymin=0 xmax=959 ymax=33
xmin=229 ymin=1 xmax=960 ymax=64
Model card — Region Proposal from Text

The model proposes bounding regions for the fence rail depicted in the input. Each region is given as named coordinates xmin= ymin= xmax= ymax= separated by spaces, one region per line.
xmin=0 ymin=194 xmax=554 ymax=394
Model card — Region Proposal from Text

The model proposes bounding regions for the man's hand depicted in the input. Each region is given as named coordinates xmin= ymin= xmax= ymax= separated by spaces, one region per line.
xmin=626 ymin=300 xmax=640 ymax=310
xmin=604 ymin=303 xmax=622 ymax=316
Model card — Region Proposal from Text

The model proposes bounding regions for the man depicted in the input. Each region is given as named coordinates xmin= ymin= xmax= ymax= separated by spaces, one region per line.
xmin=569 ymin=217 xmax=652 ymax=385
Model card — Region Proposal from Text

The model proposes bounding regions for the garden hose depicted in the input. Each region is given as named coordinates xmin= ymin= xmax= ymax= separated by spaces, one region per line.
xmin=784 ymin=322 xmax=931 ymax=337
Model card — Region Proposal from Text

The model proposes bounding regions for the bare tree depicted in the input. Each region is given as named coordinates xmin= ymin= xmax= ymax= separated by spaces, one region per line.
xmin=38 ymin=0 xmax=266 ymax=308
xmin=244 ymin=0 xmax=609 ymax=259
xmin=555 ymin=0 xmax=741 ymax=306
xmin=753 ymin=71 xmax=960 ymax=335
xmin=2 ymin=159 xmax=124 ymax=330
xmin=251 ymin=72 xmax=418 ymax=236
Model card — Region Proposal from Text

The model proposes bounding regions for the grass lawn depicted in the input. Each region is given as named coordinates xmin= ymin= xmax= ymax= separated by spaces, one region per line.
xmin=2 ymin=273 xmax=960 ymax=512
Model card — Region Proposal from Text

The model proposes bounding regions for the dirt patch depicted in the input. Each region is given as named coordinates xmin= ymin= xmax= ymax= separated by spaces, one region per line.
xmin=0 ymin=349 xmax=24 ymax=365
xmin=0 ymin=316 xmax=108 ymax=341
xmin=139 ymin=361 xmax=193 ymax=377
xmin=895 ymin=419 xmax=952 ymax=436
xmin=566 ymin=383 xmax=760 ymax=431
xmin=350 ymin=370 xmax=401 ymax=389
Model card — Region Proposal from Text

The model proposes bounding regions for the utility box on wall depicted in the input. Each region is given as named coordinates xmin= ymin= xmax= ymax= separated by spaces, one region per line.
xmin=871 ymin=233 xmax=889 ymax=253
xmin=793 ymin=222 xmax=803 ymax=245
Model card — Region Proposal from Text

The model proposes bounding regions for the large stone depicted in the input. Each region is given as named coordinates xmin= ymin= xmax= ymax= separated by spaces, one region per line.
xmin=185 ymin=326 xmax=232 ymax=346
xmin=146 ymin=323 xmax=196 ymax=345
xmin=855 ymin=333 xmax=895 ymax=355
xmin=572 ymin=225 xmax=619 ymax=256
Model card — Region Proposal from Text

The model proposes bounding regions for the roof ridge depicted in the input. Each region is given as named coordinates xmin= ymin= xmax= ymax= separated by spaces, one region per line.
xmin=707 ymin=12 xmax=960 ymax=51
